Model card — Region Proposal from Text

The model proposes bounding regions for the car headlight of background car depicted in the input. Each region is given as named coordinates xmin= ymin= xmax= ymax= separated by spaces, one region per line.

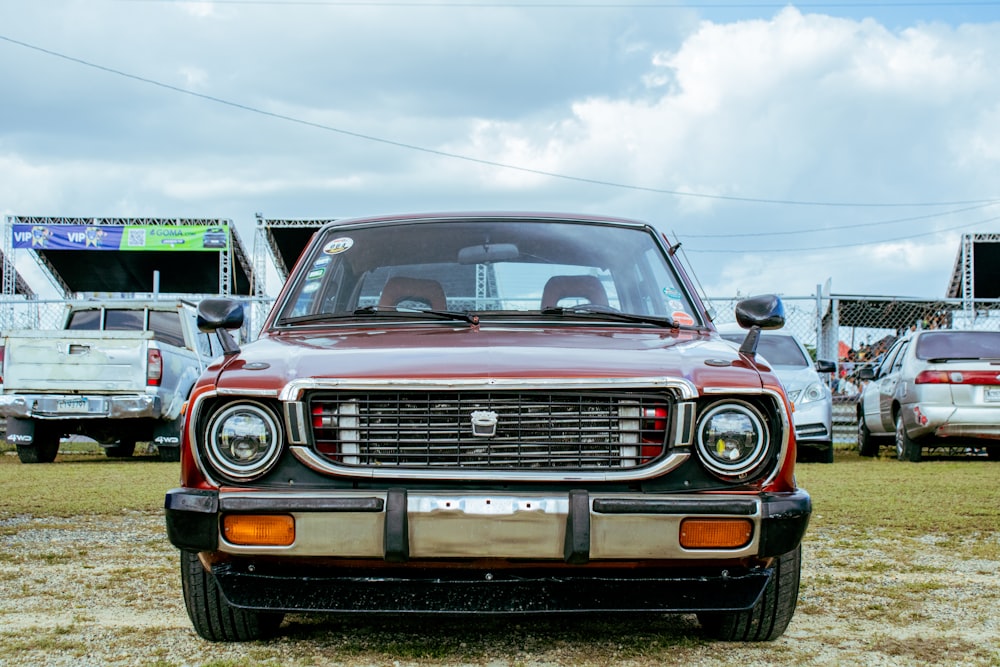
xmin=694 ymin=400 xmax=773 ymax=480
xmin=203 ymin=400 xmax=284 ymax=481
xmin=786 ymin=382 xmax=829 ymax=407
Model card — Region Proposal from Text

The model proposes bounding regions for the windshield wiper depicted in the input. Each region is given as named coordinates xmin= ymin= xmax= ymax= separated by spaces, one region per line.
xmin=540 ymin=305 xmax=678 ymax=328
xmin=276 ymin=307 xmax=479 ymax=326
xmin=354 ymin=305 xmax=480 ymax=324
xmin=926 ymin=356 xmax=1000 ymax=363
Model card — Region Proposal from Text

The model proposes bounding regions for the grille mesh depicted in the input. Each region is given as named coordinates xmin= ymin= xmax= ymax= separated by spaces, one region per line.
xmin=309 ymin=391 xmax=671 ymax=469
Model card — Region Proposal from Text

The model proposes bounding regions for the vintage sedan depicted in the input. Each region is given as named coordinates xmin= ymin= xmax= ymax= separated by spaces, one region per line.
xmin=164 ymin=212 xmax=811 ymax=642
xmin=857 ymin=328 xmax=1000 ymax=461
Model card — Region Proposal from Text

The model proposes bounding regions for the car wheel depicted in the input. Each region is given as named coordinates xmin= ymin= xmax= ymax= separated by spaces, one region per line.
xmin=180 ymin=550 xmax=284 ymax=642
xmin=105 ymin=438 xmax=137 ymax=458
xmin=158 ymin=446 xmax=181 ymax=463
xmin=895 ymin=414 xmax=921 ymax=462
xmin=15 ymin=423 xmax=60 ymax=464
xmin=697 ymin=545 xmax=801 ymax=642
xmin=797 ymin=442 xmax=833 ymax=464
xmin=858 ymin=417 xmax=880 ymax=457
xmin=987 ymin=447 xmax=1000 ymax=461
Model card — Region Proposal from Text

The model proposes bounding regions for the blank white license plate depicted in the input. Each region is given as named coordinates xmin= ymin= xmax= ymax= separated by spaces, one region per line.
xmin=56 ymin=397 xmax=89 ymax=413
xmin=985 ymin=387 xmax=1000 ymax=402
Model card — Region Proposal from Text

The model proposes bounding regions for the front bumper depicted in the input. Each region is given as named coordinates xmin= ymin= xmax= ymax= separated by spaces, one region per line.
xmin=792 ymin=399 xmax=832 ymax=444
xmin=0 ymin=393 xmax=161 ymax=420
xmin=165 ymin=487 xmax=810 ymax=613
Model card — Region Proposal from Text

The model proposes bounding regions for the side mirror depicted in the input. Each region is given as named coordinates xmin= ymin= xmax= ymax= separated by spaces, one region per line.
xmin=734 ymin=294 xmax=785 ymax=330
xmin=857 ymin=366 xmax=875 ymax=381
xmin=815 ymin=359 xmax=837 ymax=374
xmin=733 ymin=295 xmax=785 ymax=357
xmin=197 ymin=298 xmax=244 ymax=356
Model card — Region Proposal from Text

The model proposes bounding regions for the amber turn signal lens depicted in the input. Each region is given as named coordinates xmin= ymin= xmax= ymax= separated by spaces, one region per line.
xmin=679 ymin=518 xmax=753 ymax=549
xmin=223 ymin=514 xmax=295 ymax=547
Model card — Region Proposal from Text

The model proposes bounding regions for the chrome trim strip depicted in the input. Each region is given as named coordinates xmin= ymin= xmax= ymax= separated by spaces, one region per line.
xmin=289 ymin=446 xmax=690 ymax=482
xmin=284 ymin=401 xmax=308 ymax=445
xmin=673 ymin=401 xmax=695 ymax=446
xmin=279 ymin=376 xmax=698 ymax=401
xmin=218 ymin=388 xmax=279 ymax=397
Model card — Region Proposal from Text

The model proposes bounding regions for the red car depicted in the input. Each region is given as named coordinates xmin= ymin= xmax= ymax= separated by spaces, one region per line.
xmin=165 ymin=212 xmax=810 ymax=642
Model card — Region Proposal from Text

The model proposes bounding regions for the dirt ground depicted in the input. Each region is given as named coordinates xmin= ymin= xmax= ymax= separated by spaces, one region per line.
xmin=0 ymin=510 xmax=997 ymax=667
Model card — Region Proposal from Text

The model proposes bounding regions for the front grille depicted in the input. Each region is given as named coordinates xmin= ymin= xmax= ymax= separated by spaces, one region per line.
xmin=309 ymin=391 xmax=672 ymax=470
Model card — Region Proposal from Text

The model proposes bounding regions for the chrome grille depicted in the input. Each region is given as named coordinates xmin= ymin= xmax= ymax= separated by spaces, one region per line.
xmin=309 ymin=391 xmax=671 ymax=469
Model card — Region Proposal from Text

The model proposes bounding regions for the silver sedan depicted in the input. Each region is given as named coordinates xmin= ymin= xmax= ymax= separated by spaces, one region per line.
xmin=857 ymin=329 xmax=1000 ymax=461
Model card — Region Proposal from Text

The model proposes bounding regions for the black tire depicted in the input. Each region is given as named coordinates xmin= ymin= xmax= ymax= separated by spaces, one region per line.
xmin=15 ymin=424 xmax=60 ymax=464
xmin=105 ymin=438 xmax=137 ymax=458
xmin=858 ymin=416 xmax=880 ymax=457
xmin=158 ymin=446 xmax=181 ymax=462
xmin=697 ymin=545 xmax=801 ymax=642
xmin=180 ymin=550 xmax=284 ymax=642
xmin=988 ymin=447 xmax=1000 ymax=461
xmin=895 ymin=414 xmax=921 ymax=462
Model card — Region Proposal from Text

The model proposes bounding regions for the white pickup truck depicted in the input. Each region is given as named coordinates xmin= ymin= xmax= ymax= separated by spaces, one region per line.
xmin=0 ymin=300 xmax=225 ymax=463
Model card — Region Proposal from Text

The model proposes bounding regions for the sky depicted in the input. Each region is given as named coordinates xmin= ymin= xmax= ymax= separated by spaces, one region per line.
xmin=2 ymin=0 xmax=1000 ymax=300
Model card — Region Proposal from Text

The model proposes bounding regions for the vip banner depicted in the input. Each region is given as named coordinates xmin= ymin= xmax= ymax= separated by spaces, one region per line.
xmin=11 ymin=224 xmax=229 ymax=251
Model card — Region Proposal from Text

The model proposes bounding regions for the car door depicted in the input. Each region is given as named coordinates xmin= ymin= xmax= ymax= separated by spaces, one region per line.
xmin=861 ymin=341 xmax=900 ymax=434
xmin=876 ymin=340 xmax=910 ymax=431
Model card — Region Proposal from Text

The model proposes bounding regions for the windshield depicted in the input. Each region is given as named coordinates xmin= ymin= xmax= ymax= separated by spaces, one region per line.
xmin=275 ymin=218 xmax=700 ymax=326
xmin=915 ymin=331 xmax=1000 ymax=360
xmin=721 ymin=333 xmax=809 ymax=368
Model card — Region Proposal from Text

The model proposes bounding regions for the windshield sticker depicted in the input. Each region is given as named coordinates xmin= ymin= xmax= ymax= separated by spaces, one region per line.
xmin=307 ymin=268 xmax=325 ymax=281
xmin=663 ymin=286 xmax=682 ymax=299
xmin=314 ymin=255 xmax=331 ymax=266
xmin=323 ymin=237 xmax=354 ymax=255
xmin=302 ymin=281 xmax=321 ymax=294
xmin=669 ymin=300 xmax=684 ymax=310
xmin=672 ymin=311 xmax=695 ymax=326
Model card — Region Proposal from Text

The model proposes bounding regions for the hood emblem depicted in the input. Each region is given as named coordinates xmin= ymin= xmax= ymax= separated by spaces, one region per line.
xmin=470 ymin=410 xmax=499 ymax=438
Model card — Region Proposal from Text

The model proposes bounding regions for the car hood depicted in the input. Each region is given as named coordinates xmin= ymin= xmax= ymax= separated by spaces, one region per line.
xmin=209 ymin=325 xmax=771 ymax=394
xmin=769 ymin=365 xmax=822 ymax=392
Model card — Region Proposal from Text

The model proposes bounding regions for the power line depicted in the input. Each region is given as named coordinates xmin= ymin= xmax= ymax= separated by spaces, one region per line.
xmin=119 ymin=1 xmax=1000 ymax=8
xmin=681 ymin=202 xmax=1000 ymax=238
xmin=680 ymin=214 xmax=1000 ymax=253
xmin=1 ymin=32 xmax=998 ymax=208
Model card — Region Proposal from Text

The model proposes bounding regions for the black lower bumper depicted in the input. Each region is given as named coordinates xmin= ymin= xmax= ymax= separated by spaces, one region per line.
xmin=212 ymin=563 xmax=773 ymax=614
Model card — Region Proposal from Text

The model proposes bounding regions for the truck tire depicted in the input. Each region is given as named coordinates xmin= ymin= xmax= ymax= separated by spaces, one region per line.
xmin=697 ymin=545 xmax=801 ymax=642
xmin=180 ymin=550 xmax=284 ymax=642
xmin=105 ymin=438 xmax=137 ymax=458
xmin=15 ymin=423 xmax=60 ymax=464
xmin=895 ymin=414 xmax=922 ymax=462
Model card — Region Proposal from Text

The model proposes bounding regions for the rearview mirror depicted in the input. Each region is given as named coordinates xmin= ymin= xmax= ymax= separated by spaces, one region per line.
xmin=457 ymin=243 xmax=519 ymax=264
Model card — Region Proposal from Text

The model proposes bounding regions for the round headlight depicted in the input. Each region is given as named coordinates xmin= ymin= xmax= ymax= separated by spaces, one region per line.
xmin=695 ymin=401 xmax=770 ymax=479
xmin=205 ymin=401 xmax=283 ymax=481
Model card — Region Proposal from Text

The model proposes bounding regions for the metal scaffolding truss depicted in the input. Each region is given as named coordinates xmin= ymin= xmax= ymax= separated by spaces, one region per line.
xmin=947 ymin=232 xmax=1000 ymax=318
xmin=252 ymin=215 xmax=335 ymax=298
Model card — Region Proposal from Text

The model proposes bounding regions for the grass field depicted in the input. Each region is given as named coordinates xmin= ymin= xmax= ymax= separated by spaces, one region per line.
xmin=0 ymin=445 xmax=998 ymax=666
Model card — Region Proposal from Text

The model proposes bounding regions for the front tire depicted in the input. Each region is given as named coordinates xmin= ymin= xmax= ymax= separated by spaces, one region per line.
xmin=180 ymin=550 xmax=284 ymax=642
xmin=895 ymin=414 xmax=921 ymax=462
xmin=858 ymin=416 xmax=880 ymax=457
xmin=697 ymin=545 xmax=801 ymax=642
